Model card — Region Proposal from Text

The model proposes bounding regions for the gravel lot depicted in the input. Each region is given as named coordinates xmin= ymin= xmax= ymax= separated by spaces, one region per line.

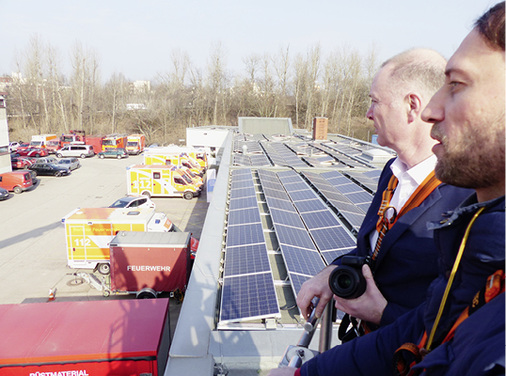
xmin=0 ymin=154 xmax=209 ymax=304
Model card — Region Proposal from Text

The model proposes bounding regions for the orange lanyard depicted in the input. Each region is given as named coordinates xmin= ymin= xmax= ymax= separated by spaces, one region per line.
xmin=373 ymin=171 xmax=441 ymax=261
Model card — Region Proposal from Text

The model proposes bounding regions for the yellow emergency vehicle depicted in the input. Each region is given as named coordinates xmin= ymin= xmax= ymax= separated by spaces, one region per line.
xmin=62 ymin=207 xmax=173 ymax=274
xmin=126 ymin=164 xmax=201 ymax=200
xmin=143 ymin=146 xmax=206 ymax=175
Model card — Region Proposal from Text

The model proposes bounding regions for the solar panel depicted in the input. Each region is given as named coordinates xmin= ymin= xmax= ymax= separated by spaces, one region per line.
xmin=257 ymin=169 xmax=278 ymax=180
xmin=277 ymin=171 xmax=301 ymax=183
xmin=280 ymin=245 xmax=326 ymax=275
xmin=228 ymin=207 xmax=262 ymax=226
xmin=269 ymin=208 xmax=305 ymax=229
xmin=230 ymin=179 xmax=255 ymax=190
xmin=274 ymin=224 xmax=316 ymax=250
xmin=229 ymin=186 xmax=257 ymax=200
xmin=260 ymin=180 xmax=284 ymax=191
xmin=224 ymin=243 xmax=271 ymax=276
xmin=220 ymin=272 xmax=280 ymax=323
xmin=310 ymin=226 xmax=356 ymax=251
xmin=229 ymin=196 xmax=258 ymax=211
xmin=294 ymin=199 xmax=328 ymax=213
xmin=263 ymin=187 xmax=291 ymax=201
xmin=288 ymin=189 xmax=318 ymax=202
xmin=288 ymin=272 xmax=312 ymax=296
xmin=328 ymin=199 xmax=363 ymax=213
xmin=335 ymin=183 xmax=363 ymax=194
xmin=226 ymin=223 xmax=265 ymax=248
xmin=250 ymin=154 xmax=271 ymax=166
xmin=231 ymin=169 xmax=253 ymax=179
xmin=347 ymin=191 xmax=374 ymax=204
xmin=283 ymin=181 xmax=311 ymax=192
xmin=301 ymin=210 xmax=341 ymax=230
xmin=266 ymin=197 xmax=296 ymax=212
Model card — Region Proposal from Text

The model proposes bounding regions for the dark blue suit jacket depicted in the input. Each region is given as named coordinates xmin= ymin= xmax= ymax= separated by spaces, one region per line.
xmin=333 ymin=158 xmax=473 ymax=326
xmin=302 ymin=195 xmax=505 ymax=376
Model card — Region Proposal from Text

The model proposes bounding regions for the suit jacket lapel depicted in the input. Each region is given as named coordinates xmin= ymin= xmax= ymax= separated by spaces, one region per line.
xmin=373 ymin=185 xmax=443 ymax=266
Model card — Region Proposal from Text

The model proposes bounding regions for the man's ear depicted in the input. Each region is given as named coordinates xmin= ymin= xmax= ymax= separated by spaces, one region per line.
xmin=406 ymin=93 xmax=422 ymax=123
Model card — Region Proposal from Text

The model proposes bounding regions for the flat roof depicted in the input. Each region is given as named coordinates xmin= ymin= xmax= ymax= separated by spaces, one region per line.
xmin=166 ymin=131 xmax=394 ymax=375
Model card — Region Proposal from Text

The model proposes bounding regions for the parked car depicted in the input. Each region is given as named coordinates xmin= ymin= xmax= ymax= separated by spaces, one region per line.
xmin=56 ymin=144 xmax=95 ymax=159
xmin=0 ymin=187 xmax=10 ymax=200
xmin=57 ymin=157 xmax=81 ymax=170
xmin=0 ymin=171 xmax=34 ymax=194
xmin=15 ymin=143 xmax=30 ymax=153
xmin=8 ymin=142 xmax=21 ymax=152
xmin=17 ymin=147 xmax=49 ymax=158
xmin=20 ymin=156 xmax=37 ymax=166
xmin=108 ymin=196 xmax=156 ymax=210
xmin=37 ymin=156 xmax=58 ymax=164
xmin=29 ymin=162 xmax=71 ymax=177
xmin=98 ymin=148 xmax=128 ymax=159
xmin=11 ymin=157 xmax=31 ymax=170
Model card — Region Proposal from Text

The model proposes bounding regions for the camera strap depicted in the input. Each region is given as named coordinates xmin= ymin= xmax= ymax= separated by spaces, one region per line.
xmin=372 ymin=171 xmax=441 ymax=263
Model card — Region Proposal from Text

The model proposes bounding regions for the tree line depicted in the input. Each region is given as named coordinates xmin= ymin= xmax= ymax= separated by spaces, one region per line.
xmin=4 ymin=36 xmax=377 ymax=145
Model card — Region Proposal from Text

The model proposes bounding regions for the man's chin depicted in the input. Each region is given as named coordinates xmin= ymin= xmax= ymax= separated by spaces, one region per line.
xmin=432 ymin=143 xmax=443 ymax=156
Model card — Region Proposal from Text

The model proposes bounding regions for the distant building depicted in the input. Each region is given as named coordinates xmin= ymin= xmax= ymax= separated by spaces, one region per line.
xmin=126 ymin=103 xmax=147 ymax=111
xmin=0 ymin=96 xmax=11 ymax=174
xmin=131 ymin=80 xmax=151 ymax=94
xmin=0 ymin=76 xmax=13 ymax=97
xmin=238 ymin=117 xmax=293 ymax=135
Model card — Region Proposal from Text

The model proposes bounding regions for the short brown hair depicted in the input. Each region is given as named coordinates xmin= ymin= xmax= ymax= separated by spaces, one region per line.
xmin=475 ymin=2 xmax=505 ymax=51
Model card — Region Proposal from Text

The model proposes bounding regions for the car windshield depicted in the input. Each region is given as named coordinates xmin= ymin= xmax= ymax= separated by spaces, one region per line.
xmin=109 ymin=198 xmax=132 ymax=208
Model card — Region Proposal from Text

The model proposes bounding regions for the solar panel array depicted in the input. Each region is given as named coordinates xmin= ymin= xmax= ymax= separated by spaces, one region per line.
xmin=220 ymin=169 xmax=280 ymax=324
xmin=302 ymin=170 xmax=374 ymax=233
xmin=258 ymin=169 xmax=357 ymax=299
xmin=232 ymin=140 xmax=272 ymax=167
xmin=344 ymin=169 xmax=382 ymax=194
xmin=261 ymin=142 xmax=308 ymax=168
xmin=314 ymin=142 xmax=374 ymax=168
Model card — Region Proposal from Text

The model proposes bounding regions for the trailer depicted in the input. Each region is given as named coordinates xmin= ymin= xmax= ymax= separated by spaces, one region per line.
xmin=62 ymin=207 xmax=174 ymax=274
xmin=84 ymin=134 xmax=105 ymax=153
xmin=0 ymin=299 xmax=171 ymax=375
xmin=110 ymin=231 xmax=191 ymax=297
xmin=126 ymin=164 xmax=201 ymax=200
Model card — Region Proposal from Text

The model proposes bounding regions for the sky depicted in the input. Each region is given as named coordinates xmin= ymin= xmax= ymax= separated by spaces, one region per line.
xmin=0 ymin=0 xmax=498 ymax=82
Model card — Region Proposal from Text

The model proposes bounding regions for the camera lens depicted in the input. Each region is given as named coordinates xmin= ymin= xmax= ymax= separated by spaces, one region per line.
xmin=337 ymin=274 xmax=352 ymax=289
xmin=329 ymin=266 xmax=367 ymax=299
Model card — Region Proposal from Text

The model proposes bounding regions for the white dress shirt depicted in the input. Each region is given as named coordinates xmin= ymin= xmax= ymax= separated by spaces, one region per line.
xmin=369 ymin=155 xmax=438 ymax=252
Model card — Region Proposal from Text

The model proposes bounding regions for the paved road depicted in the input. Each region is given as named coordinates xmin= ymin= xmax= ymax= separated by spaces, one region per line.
xmin=0 ymin=154 xmax=209 ymax=304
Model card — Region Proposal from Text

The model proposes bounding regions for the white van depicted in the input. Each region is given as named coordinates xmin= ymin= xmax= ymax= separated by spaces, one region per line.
xmin=56 ymin=145 xmax=95 ymax=159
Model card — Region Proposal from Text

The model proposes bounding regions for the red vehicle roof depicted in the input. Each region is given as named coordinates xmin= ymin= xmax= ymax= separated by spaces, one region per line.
xmin=0 ymin=299 xmax=169 ymax=366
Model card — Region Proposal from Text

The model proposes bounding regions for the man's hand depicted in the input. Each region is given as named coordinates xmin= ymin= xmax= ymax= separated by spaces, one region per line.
xmin=266 ymin=367 xmax=298 ymax=376
xmin=334 ymin=264 xmax=387 ymax=325
xmin=296 ymin=265 xmax=337 ymax=320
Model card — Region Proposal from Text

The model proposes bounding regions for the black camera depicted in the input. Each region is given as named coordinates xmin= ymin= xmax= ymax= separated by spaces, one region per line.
xmin=328 ymin=256 xmax=368 ymax=299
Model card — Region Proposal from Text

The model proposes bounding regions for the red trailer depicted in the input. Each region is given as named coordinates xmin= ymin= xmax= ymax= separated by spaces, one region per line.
xmin=109 ymin=231 xmax=191 ymax=299
xmin=0 ymin=299 xmax=171 ymax=375
xmin=84 ymin=135 xmax=104 ymax=154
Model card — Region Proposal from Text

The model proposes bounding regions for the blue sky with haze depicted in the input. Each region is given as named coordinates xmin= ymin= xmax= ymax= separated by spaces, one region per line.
xmin=0 ymin=0 xmax=497 ymax=81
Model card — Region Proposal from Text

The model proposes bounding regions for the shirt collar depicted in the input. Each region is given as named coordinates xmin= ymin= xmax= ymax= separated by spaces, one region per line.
xmin=390 ymin=155 xmax=437 ymax=185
